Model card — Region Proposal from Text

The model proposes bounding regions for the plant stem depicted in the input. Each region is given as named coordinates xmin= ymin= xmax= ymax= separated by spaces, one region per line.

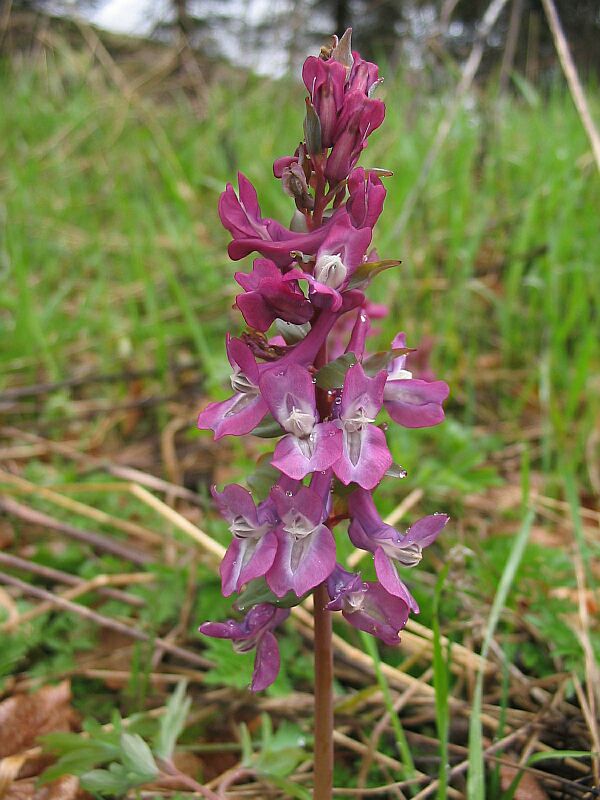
xmin=313 ymin=581 xmax=334 ymax=800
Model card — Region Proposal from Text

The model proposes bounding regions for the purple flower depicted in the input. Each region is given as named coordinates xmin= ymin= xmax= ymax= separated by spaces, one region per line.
xmin=325 ymin=92 xmax=385 ymax=185
xmin=220 ymin=173 xmax=336 ymax=268
xmin=273 ymin=155 xmax=298 ymax=178
xmin=302 ymin=56 xmax=347 ymax=148
xmin=266 ymin=480 xmax=336 ymax=598
xmin=347 ymin=168 xmax=386 ymax=230
xmin=200 ymin=603 xmax=289 ymax=691
xmin=348 ymin=489 xmax=448 ymax=611
xmin=384 ymin=334 xmax=449 ymax=428
xmin=235 ymin=259 xmax=313 ymax=332
xmin=260 ymin=363 xmax=342 ymax=479
xmin=197 ymin=336 xmax=268 ymax=439
xmin=284 ymin=217 xmax=372 ymax=311
xmin=213 ymin=484 xmax=278 ymax=597
xmin=333 ymin=363 xmax=392 ymax=489
xmin=326 ymin=564 xmax=409 ymax=645
xmin=347 ymin=53 xmax=381 ymax=95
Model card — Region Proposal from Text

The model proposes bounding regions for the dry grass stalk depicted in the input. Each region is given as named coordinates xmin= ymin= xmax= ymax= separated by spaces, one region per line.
xmin=0 ymin=494 xmax=151 ymax=566
xmin=0 ymin=427 xmax=203 ymax=504
xmin=0 ymin=551 xmax=145 ymax=608
xmin=540 ymin=0 xmax=600 ymax=172
xmin=129 ymin=483 xmax=224 ymax=561
xmin=0 ymin=468 xmax=164 ymax=546
xmin=0 ymin=571 xmax=210 ymax=669
xmin=1 ymin=571 xmax=153 ymax=632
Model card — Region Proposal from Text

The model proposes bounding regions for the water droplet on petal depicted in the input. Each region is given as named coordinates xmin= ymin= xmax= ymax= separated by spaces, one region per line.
xmin=285 ymin=490 xmax=293 ymax=497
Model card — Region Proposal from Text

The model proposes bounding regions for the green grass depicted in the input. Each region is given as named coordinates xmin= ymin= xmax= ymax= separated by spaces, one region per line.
xmin=1 ymin=33 xmax=599 ymax=797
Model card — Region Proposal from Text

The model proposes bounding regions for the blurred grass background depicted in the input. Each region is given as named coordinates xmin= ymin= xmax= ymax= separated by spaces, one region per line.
xmin=2 ymin=37 xmax=599 ymax=481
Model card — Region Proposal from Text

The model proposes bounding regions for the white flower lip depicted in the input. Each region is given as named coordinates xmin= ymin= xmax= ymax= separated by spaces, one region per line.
xmin=314 ymin=253 xmax=348 ymax=289
xmin=283 ymin=511 xmax=317 ymax=540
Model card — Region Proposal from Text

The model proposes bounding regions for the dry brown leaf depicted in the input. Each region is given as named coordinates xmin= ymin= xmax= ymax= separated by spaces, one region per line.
xmin=499 ymin=760 xmax=548 ymax=800
xmin=0 ymin=682 xmax=77 ymax=760
xmin=2 ymin=775 xmax=84 ymax=800
xmin=0 ymin=520 xmax=15 ymax=550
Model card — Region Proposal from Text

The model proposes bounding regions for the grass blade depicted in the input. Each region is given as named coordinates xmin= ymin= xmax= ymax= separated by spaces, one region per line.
xmin=467 ymin=508 xmax=535 ymax=799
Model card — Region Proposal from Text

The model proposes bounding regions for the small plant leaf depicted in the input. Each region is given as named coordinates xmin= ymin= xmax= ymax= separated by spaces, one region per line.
xmin=348 ymin=259 xmax=401 ymax=288
xmin=153 ymin=681 xmax=191 ymax=761
xmin=275 ymin=320 xmax=311 ymax=344
xmin=315 ymin=353 xmax=356 ymax=389
xmin=120 ymin=733 xmax=158 ymax=781
xmin=234 ymin=577 xmax=306 ymax=611
xmin=247 ymin=458 xmax=280 ymax=500
xmin=385 ymin=462 xmax=408 ymax=479
xmin=252 ymin=414 xmax=284 ymax=438
xmin=363 ymin=347 xmax=413 ymax=376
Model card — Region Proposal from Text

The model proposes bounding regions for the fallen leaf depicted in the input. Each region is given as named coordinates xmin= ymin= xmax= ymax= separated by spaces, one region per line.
xmin=2 ymin=775 xmax=85 ymax=800
xmin=0 ymin=682 xmax=76 ymax=760
xmin=499 ymin=760 xmax=548 ymax=800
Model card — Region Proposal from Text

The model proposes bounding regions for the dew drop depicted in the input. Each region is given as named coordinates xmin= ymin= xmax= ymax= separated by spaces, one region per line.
xmin=312 ymin=376 xmax=317 ymax=384
xmin=285 ymin=490 xmax=293 ymax=497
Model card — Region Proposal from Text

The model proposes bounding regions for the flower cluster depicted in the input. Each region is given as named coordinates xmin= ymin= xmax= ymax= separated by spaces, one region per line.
xmin=198 ymin=30 xmax=449 ymax=692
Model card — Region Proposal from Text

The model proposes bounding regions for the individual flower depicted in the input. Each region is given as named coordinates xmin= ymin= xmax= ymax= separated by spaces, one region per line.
xmin=266 ymin=479 xmax=336 ymax=598
xmin=346 ymin=167 xmax=386 ymax=230
xmin=235 ymin=259 xmax=313 ymax=332
xmin=302 ymin=56 xmax=347 ymax=148
xmin=284 ymin=216 xmax=372 ymax=311
xmin=260 ymin=363 xmax=342 ymax=479
xmin=199 ymin=604 xmax=289 ymax=691
xmin=347 ymin=51 xmax=381 ymax=95
xmin=325 ymin=92 xmax=385 ymax=185
xmin=220 ymin=173 xmax=336 ymax=268
xmin=197 ymin=336 xmax=267 ymax=439
xmin=383 ymin=333 xmax=449 ymax=428
xmin=213 ymin=484 xmax=278 ymax=597
xmin=333 ymin=362 xmax=392 ymax=489
xmin=348 ymin=489 xmax=448 ymax=611
xmin=326 ymin=564 xmax=409 ymax=645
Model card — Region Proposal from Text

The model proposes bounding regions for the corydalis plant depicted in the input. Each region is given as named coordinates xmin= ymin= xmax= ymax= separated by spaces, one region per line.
xmin=198 ymin=28 xmax=449 ymax=797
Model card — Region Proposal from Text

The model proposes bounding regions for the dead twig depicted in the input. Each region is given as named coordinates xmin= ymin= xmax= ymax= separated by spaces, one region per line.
xmin=390 ymin=0 xmax=511 ymax=237
xmin=0 ymin=495 xmax=151 ymax=566
xmin=0 ymin=552 xmax=145 ymax=608
xmin=0 ymin=571 xmax=210 ymax=669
